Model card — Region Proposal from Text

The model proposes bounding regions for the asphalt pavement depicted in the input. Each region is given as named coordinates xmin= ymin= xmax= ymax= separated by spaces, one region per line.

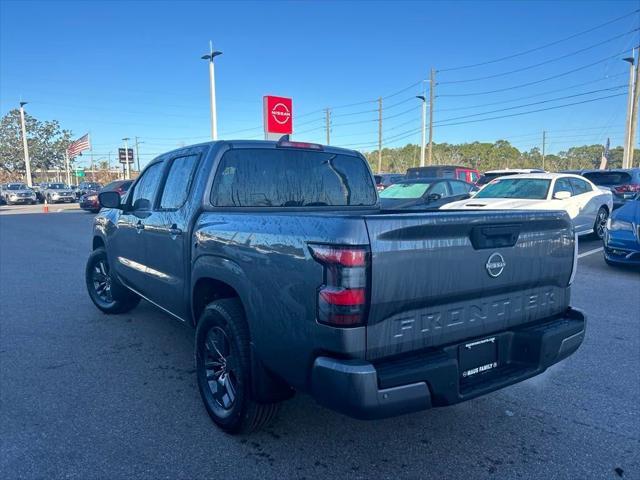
xmin=1 ymin=206 xmax=639 ymax=480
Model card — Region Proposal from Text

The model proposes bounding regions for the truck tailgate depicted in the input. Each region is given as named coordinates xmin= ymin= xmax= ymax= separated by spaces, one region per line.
xmin=364 ymin=210 xmax=575 ymax=360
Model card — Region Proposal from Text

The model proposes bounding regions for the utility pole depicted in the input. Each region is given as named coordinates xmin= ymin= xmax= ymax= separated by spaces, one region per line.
xmin=325 ymin=109 xmax=331 ymax=145
xmin=629 ymin=49 xmax=640 ymax=167
xmin=416 ymin=87 xmax=427 ymax=167
xmin=377 ymin=97 xmax=383 ymax=174
xmin=122 ymin=137 xmax=131 ymax=180
xmin=623 ymin=50 xmax=637 ymax=169
xmin=427 ymin=68 xmax=435 ymax=166
xmin=202 ymin=41 xmax=222 ymax=140
xmin=135 ymin=136 xmax=142 ymax=172
xmin=18 ymin=102 xmax=33 ymax=187
xmin=542 ymin=130 xmax=546 ymax=171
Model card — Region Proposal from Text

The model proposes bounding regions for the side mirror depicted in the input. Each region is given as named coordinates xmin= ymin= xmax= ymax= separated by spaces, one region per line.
xmin=426 ymin=193 xmax=442 ymax=203
xmin=99 ymin=191 xmax=123 ymax=209
xmin=553 ymin=191 xmax=571 ymax=200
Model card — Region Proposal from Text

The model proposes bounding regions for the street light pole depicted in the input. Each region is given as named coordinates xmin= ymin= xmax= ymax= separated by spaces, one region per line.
xmin=201 ymin=41 xmax=222 ymax=140
xmin=122 ymin=137 xmax=131 ymax=180
xmin=135 ymin=136 xmax=143 ymax=172
xmin=416 ymin=91 xmax=427 ymax=167
xmin=18 ymin=102 xmax=33 ymax=187
xmin=622 ymin=51 xmax=637 ymax=169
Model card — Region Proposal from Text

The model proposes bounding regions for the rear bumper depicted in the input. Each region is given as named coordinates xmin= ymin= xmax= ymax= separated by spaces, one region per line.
xmin=311 ymin=307 xmax=585 ymax=420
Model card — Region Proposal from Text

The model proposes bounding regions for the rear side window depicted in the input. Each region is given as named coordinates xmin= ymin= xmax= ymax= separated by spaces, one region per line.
xmin=130 ymin=162 xmax=163 ymax=210
xmin=211 ymin=149 xmax=376 ymax=207
xmin=583 ymin=172 xmax=632 ymax=185
xmin=160 ymin=154 xmax=199 ymax=209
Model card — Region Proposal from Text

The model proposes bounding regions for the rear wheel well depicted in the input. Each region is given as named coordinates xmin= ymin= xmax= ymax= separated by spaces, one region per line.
xmin=192 ymin=278 xmax=240 ymax=326
xmin=92 ymin=236 xmax=105 ymax=250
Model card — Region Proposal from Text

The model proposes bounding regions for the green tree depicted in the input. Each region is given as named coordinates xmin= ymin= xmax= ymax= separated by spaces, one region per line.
xmin=0 ymin=109 xmax=73 ymax=178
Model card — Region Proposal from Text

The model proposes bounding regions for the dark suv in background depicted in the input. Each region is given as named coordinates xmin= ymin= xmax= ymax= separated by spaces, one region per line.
xmin=582 ymin=168 xmax=640 ymax=209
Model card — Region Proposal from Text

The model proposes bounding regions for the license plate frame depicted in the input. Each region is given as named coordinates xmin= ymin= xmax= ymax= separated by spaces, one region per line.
xmin=459 ymin=336 xmax=498 ymax=379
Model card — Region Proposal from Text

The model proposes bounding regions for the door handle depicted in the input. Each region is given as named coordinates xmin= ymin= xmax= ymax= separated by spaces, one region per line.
xmin=169 ymin=224 xmax=182 ymax=236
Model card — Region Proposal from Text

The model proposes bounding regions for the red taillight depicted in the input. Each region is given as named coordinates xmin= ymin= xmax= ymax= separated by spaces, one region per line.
xmin=309 ymin=244 xmax=369 ymax=327
xmin=319 ymin=288 xmax=366 ymax=306
xmin=309 ymin=245 xmax=366 ymax=267
xmin=614 ymin=184 xmax=640 ymax=193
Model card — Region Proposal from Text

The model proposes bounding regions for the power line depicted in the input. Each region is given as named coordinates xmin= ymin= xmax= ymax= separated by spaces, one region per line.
xmin=383 ymin=105 xmax=421 ymax=121
xmin=381 ymin=80 xmax=423 ymax=99
xmin=438 ymin=8 xmax=639 ymax=72
xmin=436 ymin=85 xmax=626 ymax=124
xmin=439 ymin=28 xmax=639 ymax=85
xmin=436 ymin=72 xmax=628 ymax=111
xmin=438 ymin=47 xmax=638 ymax=97
xmin=436 ymin=92 xmax=626 ymax=128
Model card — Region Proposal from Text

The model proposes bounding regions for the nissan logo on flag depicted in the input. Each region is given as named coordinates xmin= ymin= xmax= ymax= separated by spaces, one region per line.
xmin=264 ymin=95 xmax=293 ymax=135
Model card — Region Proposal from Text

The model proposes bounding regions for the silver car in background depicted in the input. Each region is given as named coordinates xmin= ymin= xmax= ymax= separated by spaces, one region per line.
xmin=1 ymin=183 xmax=37 ymax=205
xmin=43 ymin=183 xmax=76 ymax=203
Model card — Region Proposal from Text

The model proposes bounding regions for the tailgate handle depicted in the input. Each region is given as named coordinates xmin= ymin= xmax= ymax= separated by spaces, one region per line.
xmin=470 ymin=224 xmax=520 ymax=249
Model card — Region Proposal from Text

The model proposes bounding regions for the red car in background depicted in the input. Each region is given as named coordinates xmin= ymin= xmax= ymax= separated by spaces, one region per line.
xmin=80 ymin=180 xmax=132 ymax=213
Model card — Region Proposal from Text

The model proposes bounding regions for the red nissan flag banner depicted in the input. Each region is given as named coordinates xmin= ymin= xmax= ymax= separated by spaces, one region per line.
xmin=263 ymin=96 xmax=293 ymax=136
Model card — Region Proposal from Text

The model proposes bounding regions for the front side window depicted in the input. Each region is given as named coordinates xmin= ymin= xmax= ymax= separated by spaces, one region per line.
xmin=475 ymin=178 xmax=551 ymax=200
xmin=160 ymin=154 xmax=199 ymax=209
xmin=429 ymin=181 xmax=449 ymax=197
xmin=553 ymin=178 xmax=574 ymax=197
xmin=130 ymin=162 xmax=164 ymax=210
xmin=211 ymin=149 xmax=376 ymax=207
xmin=449 ymin=180 xmax=470 ymax=195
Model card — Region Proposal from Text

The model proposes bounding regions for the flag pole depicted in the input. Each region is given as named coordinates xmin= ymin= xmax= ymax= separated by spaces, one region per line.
xmin=89 ymin=132 xmax=94 ymax=183
xmin=65 ymin=150 xmax=71 ymax=186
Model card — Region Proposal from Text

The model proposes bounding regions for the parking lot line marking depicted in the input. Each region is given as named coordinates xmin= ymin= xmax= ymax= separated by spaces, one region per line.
xmin=578 ymin=247 xmax=603 ymax=259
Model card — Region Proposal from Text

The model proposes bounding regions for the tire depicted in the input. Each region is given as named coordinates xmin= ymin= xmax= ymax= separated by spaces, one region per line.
xmin=85 ymin=247 xmax=140 ymax=314
xmin=195 ymin=299 xmax=280 ymax=434
xmin=593 ymin=206 xmax=608 ymax=240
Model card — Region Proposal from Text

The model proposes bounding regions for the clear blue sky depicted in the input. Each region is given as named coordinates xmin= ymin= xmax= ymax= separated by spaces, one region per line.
xmin=1 ymin=0 xmax=638 ymax=169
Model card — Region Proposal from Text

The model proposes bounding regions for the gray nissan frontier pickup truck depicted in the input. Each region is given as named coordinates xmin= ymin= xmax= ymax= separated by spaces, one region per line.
xmin=86 ymin=138 xmax=585 ymax=433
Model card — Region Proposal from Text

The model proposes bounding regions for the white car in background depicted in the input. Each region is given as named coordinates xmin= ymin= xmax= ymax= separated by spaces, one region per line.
xmin=441 ymin=173 xmax=613 ymax=238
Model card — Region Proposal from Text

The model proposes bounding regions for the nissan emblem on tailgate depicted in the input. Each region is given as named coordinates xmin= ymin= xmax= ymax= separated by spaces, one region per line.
xmin=486 ymin=252 xmax=506 ymax=278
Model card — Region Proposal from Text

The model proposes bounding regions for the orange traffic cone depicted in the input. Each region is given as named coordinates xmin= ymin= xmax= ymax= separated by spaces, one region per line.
xmin=43 ymin=199 xmax=49 ymax=213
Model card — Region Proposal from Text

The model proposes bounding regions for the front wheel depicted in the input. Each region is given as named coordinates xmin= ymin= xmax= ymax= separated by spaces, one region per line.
xmin=593 ymin=207 xmax=608 ymax=239
xmin=85 ymin=247 xmax=140 ymax=314
xmin=195 ymin=299 xmax=280 ymax=434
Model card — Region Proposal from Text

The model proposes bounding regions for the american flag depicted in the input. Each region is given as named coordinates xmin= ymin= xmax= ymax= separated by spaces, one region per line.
xmin=67 ymin=134 xmax=91 ymax=158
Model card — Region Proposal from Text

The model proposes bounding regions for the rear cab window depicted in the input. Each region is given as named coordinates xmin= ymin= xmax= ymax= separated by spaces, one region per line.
xmin=210 ymin=148 xmax=376 ymax=207
xmin=583 ymin=172 xmax=632 ymax=186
